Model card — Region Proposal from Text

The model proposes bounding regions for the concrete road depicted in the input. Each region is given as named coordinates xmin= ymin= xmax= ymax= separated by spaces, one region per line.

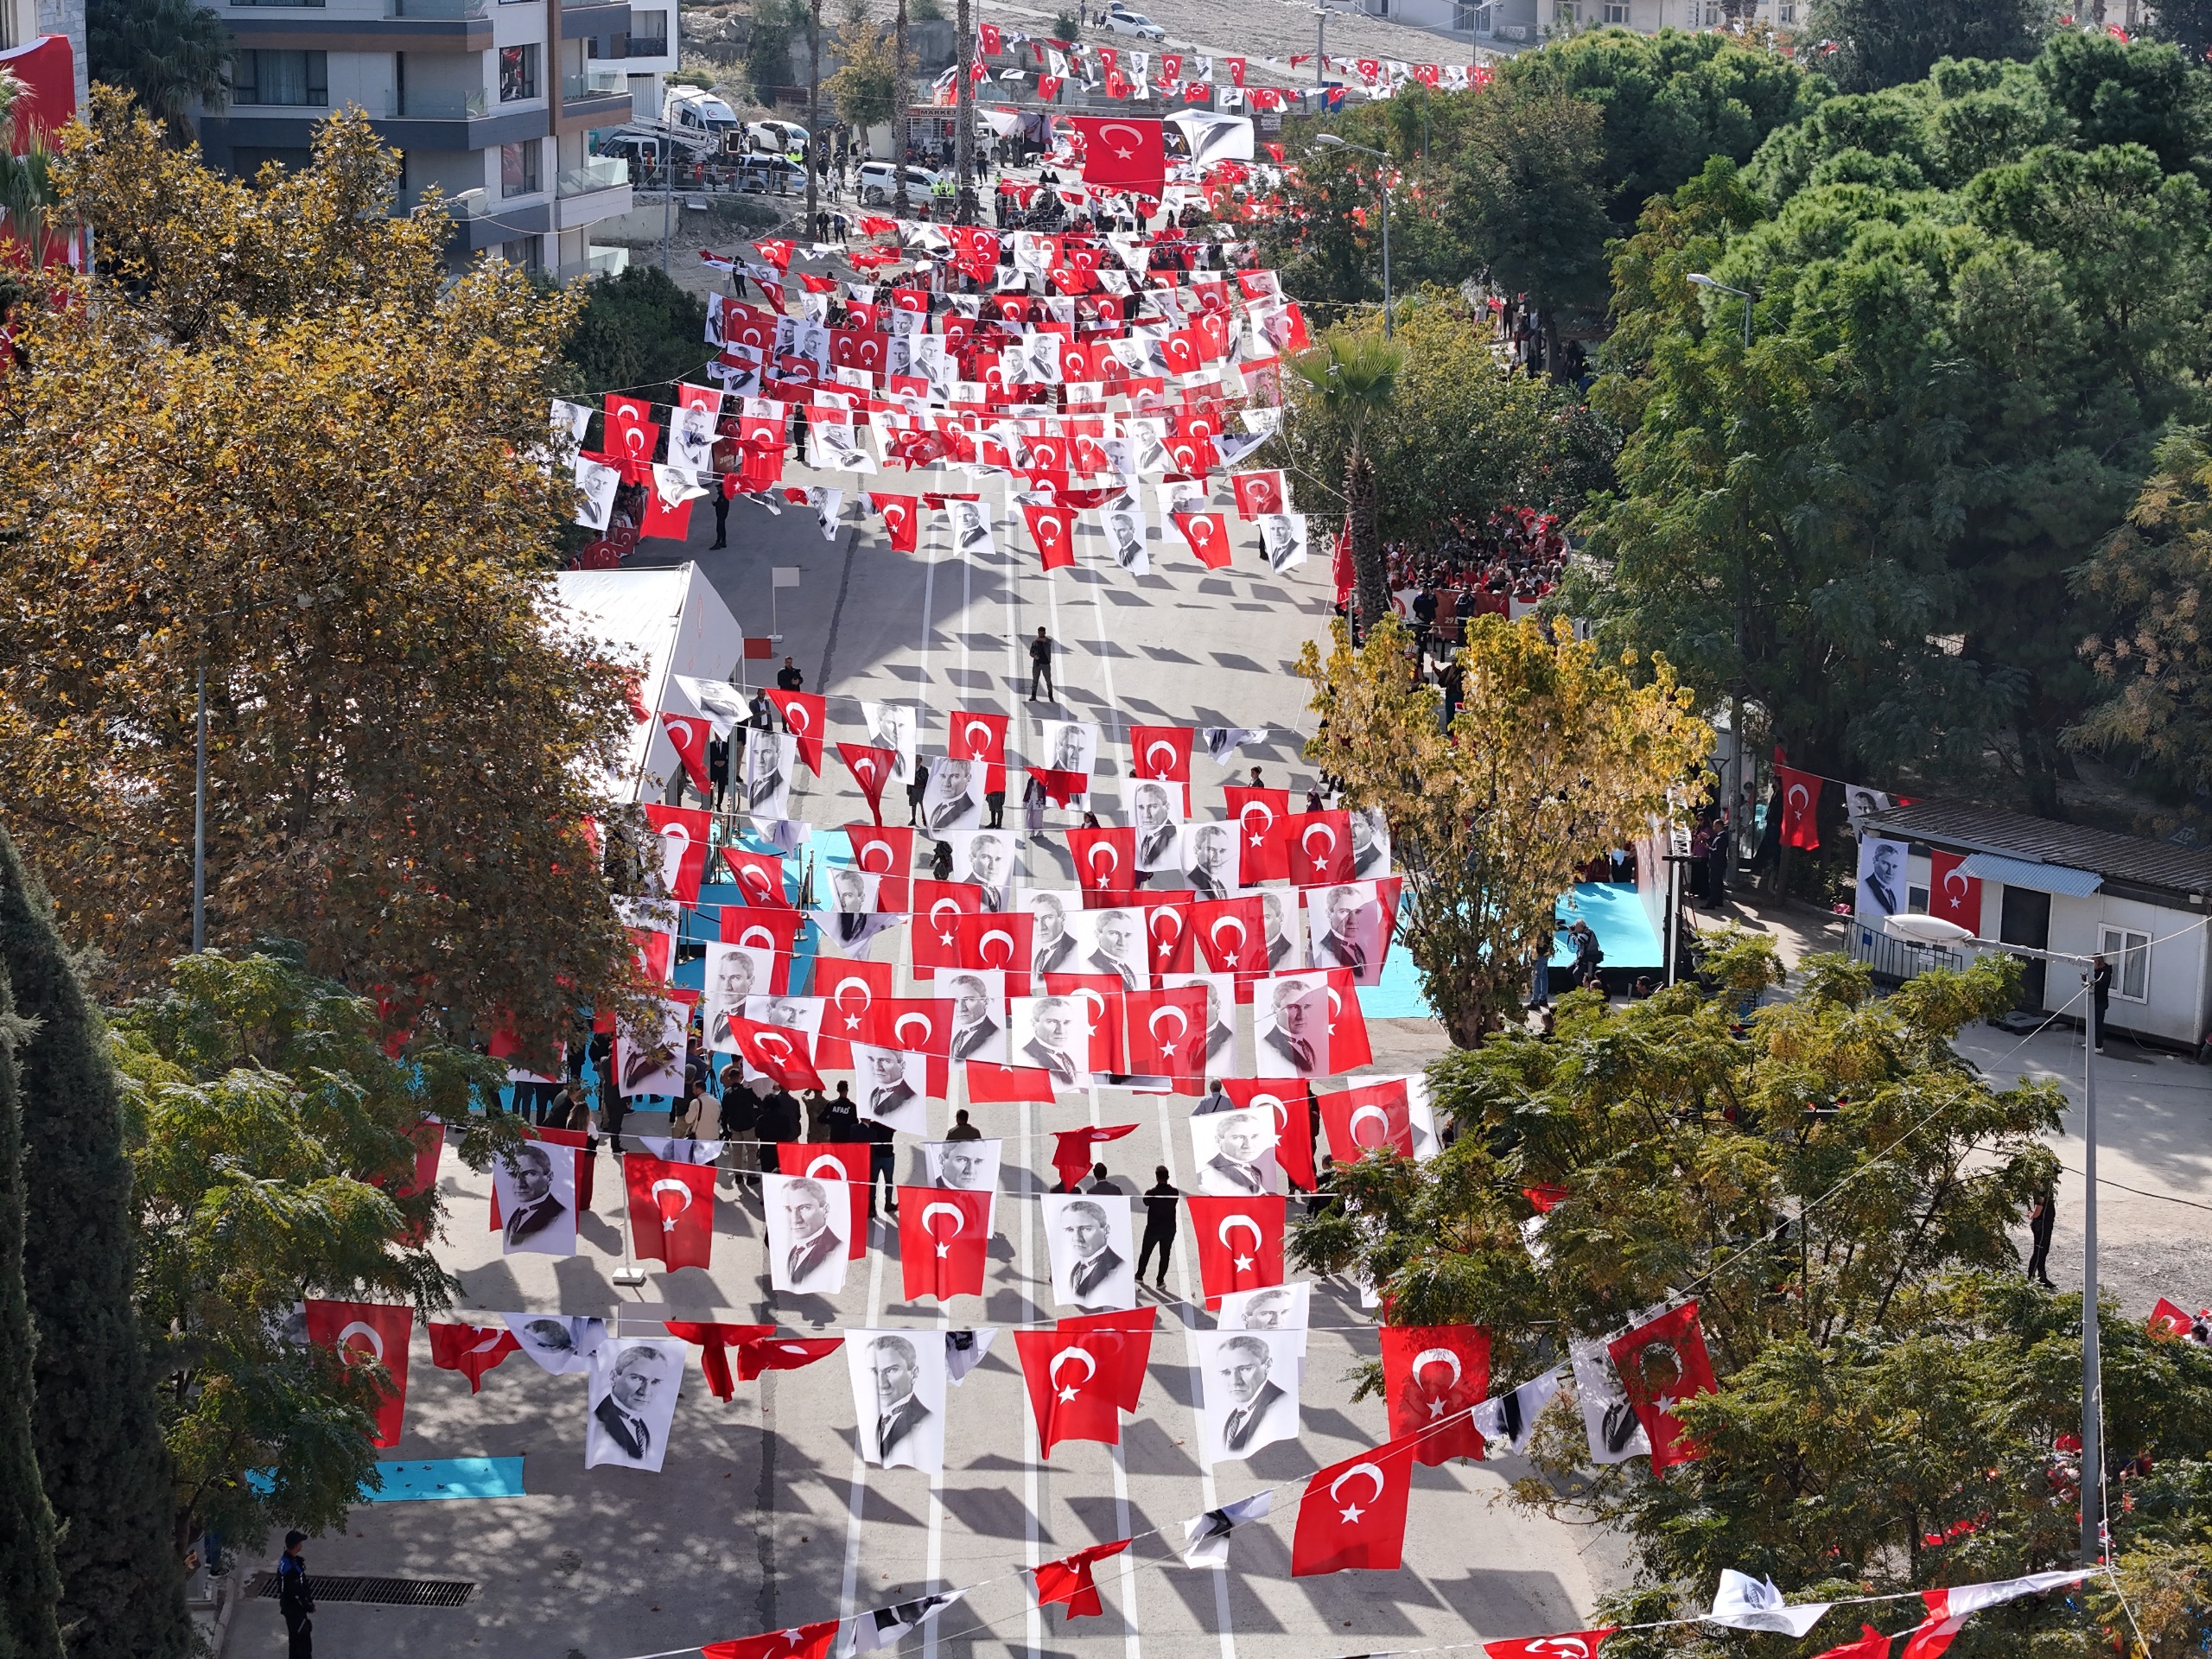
xmin=226 ymin=470 xmax=1618 ymax=1659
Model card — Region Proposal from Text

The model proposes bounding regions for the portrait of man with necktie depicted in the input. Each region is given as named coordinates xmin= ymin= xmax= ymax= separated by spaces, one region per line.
xmin=1311 ymin=883 xmax=1377 ymax=982
xmin=1256 ymin=976 xmax=1325 ymax=1078
xmin=1202 ymin=1332 xmax=1296 ymax=1465
xmin=846 ymin=1331 xmax=947 ymax=1472
xmin=1197 ymin=1109 xmax=1276 ymax=1196
xmin=770 ymin=1175 xmax=847 ymax=1294
xmin=586 ymin=1340 xmax=683 ymax=1472
xmin=1017 ymin=995 xmax=1086 ymax=1085
xmin=1051 ymin=1197 xmax=1133 ymax=1311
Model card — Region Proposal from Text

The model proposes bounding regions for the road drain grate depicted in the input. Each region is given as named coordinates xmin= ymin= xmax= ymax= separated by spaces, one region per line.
xmin=247 ymin=1573 xmax=475 ymax=1607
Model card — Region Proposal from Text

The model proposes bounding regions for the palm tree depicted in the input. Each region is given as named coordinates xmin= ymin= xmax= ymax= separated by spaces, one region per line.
xmin=1288 ymin=333 xmax=1403 ymax=639
xmin=88 ymin=0 xmax=233 ymax=139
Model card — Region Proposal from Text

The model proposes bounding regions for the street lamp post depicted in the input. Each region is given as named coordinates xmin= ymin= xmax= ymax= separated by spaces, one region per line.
xmin=1688 ymin=270 xmax=1758 ymax=872
xmin=1883 ymin=912 xmax=2106 ymax=1564
xmin=1313 ymin=133 xmax=1390 ymax=339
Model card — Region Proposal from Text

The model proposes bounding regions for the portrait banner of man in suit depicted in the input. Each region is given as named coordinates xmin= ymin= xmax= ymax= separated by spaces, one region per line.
xmin=850 ymin=1044 xmax=931 ymax=1135
xmin=1042 ymin=1192 xmax=1136 ymax=1313
xmin=944 ymin=831 xmax=1018 ymax=911
xmin=1216 ymin=1282 xmax=1310 ymax=1382
xmin=585 ymin=1338 xmax=688 ymax=1473
xmin=1023 ymin=888 xmax=1083 ymax=979
xmin=1304 ymin=882 xmax=1389 ymax=988
xmin=1033 ymin=721 xmax=1100 ymax=804
xmin=1348 ymin=805 xmax=1392 ymax=880
xmin=1009 ymin=995 xmax=1091 ymax=1089
xmin=1196 ymin=1329 xmax=1300 ymax=1466
xmin=493 ymin=1142 xmax=577 ymax=1256
xmin=944 ymin=971 xmax=1007 ymax=1065
xmin=745 ymin=731 xmax=798 ymax=820
xmin=503 ymin=1313 xmax=606 ymax=1376
xmin=704 ymin=944 xmax=777 ymax=1054
xmin=1066 ymin=906 xmax=1148 ymax=992
xmin=846 ymin=1330 xmax=948 ymax=1472
xmin=764 ymin=1173 xmax=852 ymax=1296
xmin=1258 ymin=888 xmax=1307 ymax=973
xmin=1129 ymin=781 xmax=1183 ymax=874
xmin=920 ymin=756 xmax=987 ymax=835
xmin=1181 ymin=821 xmax=1241 ymax=899
xmin=1253 ymin=973 xmax=1331 ymax=1080
xmin=615 ymin=995 xmax=688 ymax=1099
xmin=1162 ymin=971 xmax=1237 ymax=1077
xmin=859 ymin=701 xmax=918 ymax=781
xmin=1856 ymin=836 xmax=1909 ymax=923
xmin=1191 ymin=1109 xmax=1281 ymax=1197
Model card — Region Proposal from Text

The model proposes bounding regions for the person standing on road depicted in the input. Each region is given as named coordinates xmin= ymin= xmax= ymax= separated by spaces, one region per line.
xmin=278 ymin=1530 xmax=315 ymax=1658
xmin=1136 ymin=1165 xmax=1178 ymax=1290
xmin=2026 ymin=1177 xmax=2056 ymax=1287
xmin=1029 ymin=626 xmax=1056 ymax=701
xmin=2090 ymin=954 xmax=2113 ymax=1053
xmin=865 ymin=1113 xmax=899 ymax=1218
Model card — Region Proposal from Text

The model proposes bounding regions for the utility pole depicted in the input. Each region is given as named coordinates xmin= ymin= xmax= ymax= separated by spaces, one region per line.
xmin=893 ymin=0 xmax=912 ymax=221
xmin=955 ymin=0 xmax=975 ymax=222
xmin=806 ymin=0 xmax=821 ymax=226
xmin=1315 ymin=3 xmax=1326 ymax=84
xmin=192 ymin=661 xmax=207 ymax=953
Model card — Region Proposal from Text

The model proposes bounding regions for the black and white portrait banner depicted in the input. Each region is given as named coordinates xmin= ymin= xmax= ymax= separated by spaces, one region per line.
xmin=847 ymin=1328 xmax=949 ymax=1472
xmin=586 ymin=1337 xmax=688 ymax=1473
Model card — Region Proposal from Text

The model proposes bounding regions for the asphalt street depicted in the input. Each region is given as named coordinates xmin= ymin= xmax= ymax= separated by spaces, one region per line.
xmin=226 ymin=465 xmax=1608 ymax=1659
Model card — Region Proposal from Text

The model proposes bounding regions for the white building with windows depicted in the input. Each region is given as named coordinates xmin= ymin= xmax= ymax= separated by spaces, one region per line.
xmin=193 ymin=0 xmax=662 ymax=275
xmin=1372 ymin=0 xmax=1802 ymax=45
xmin=1854 ymin=800 xmax=2212 ymax=1052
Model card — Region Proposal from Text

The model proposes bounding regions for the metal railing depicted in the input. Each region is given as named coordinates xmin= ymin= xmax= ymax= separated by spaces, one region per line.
xmin=556 ymin=245 xmax=630 ymax=281
xmin=383 ymin=87 xmax=490 ymax=119
xmin=560 ymin=69 xmax=629 ymax=99
xmin=385 ymin=0 xmax=486 ymax=16
xmin=557 ymin=156 xmax=629 ymax=196
xmin=1847 ymin=921 xmax=1974 ymax=984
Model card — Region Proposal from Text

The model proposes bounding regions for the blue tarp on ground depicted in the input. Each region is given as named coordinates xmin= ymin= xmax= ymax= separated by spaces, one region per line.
xmin=1358 ymin=882 xmax=1662 ymax=1020
xmin=362 ymin=1458 xmax=526 ymax=1503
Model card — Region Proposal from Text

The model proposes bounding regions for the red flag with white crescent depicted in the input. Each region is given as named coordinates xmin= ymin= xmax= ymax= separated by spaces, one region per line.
xmin=704 ymin=1620 xmax=841 ymax=1659
xmin=659 ymin=713 xmax=714 ymax=795
xmin=815 ymin=957 xmax=895 ymax=1070
xmin=1928 ymin=847 xmax=1981 ymax=930
xmin=861 ymin=996 xmax=954 ymax=1098
xmin=911 ymin=879 xmax=986 ymax=979
xmin=1379 ymin=1324 xmax=1491 ymax=1463
xmin=1135 ymin=891 xmax=1195 ymax=976
xmin=950 ymin=910 xmax=1033 ymax=995
xmin=1222 ymin=1078 xmax=1315 ymax=1191
xmin=720 ymin=905 xmax=804 ymax=993
xmin=766 ymin=689 xmax=828 ymax=774
xmin=1022 ymin=502 xmax=1079 ymax=569
xmin=664 ymin=1320 xmax=775 ymax=1400
xmin=644 ymin=804 xmax=713 ymax=906
xmin=898 ymin=1185 xmax=991 ymax=1300
xmin=1192 ymin=894 xmax=1268 ymax=975
xmin=1041 ymin=973 xmax=1125 ymax=1074
xmin=1223 ymin=786 xmax=1291 ymax=882
xmin=840 ymin=744 xmax=899 ymax=823
xmin=427 ymin=1321 xmax=519 ymax=1394
xmin=1068 ymin=825 xmax=1137 ymax=894
xmin=623 ymin=1153 xmax=719 ymax=1271
xmin=728 ymin=1017 xmax=825 ymax=1094
xmin=1481 ymin=1631 xmax=1618 ymax=1659
xmin=1284 ymin=810 xmax=1355 ymax=885
xmin=846 ymin=823 xmax=914 ymax=879
xmin=1291 ymin=1433 xmax=1418 ymax=1575
xmin=1127 ymin=724 xmax=1192 ymax=791
xmin=1014 ymin=1327 xmax=1125 ymax=1454
xmin=2149 ymin=1297 xmax=2200 ymax=1338
xmin=1187 ymin=1193 xmax=1286 ymax=1306
xmin=964 ymin=1057 xmax=1062 ymax=1103
xmin=1230 ymin=470 xmax=1287 ymax=519
xmin=1123 ymin=984 xmax=1206 ymax=1075
xmin=1173 ymin=511 xmax=1232 ymax=569
xmin=735 ymin=1334 xmax=845 ymax=1382
xmin=302 ymin=1300 xmax=414 ymax=1448
xmin=868 ymin=493 xmax=921 ymax=553
xmin=1604 ymin=1301 xmax=1718 ymax=1471
xmin=1055 ymin=1305 xmax=1157 ymax=1408
xmin=1774 ymin=764 xmax=1822 ymax=849
xmin=1071 ymin=116 xmax=1166 ymax=194
xmin=950 ymin=708 xmax=1009 ymax=796
xmin=721 ymin=845 xmax=791 ymax=909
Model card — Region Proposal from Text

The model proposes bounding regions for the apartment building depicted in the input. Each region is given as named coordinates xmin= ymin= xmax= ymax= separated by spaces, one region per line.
xmin=1362 ymin=0 xmax=1807 ymax=42
xmin=194 ymin=0 xmax=661 ymax=276
xmin=1 ymin=0 xmax=86 ymax=111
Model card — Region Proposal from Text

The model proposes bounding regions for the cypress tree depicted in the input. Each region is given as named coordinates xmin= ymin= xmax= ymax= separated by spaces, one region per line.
xmin=0 ymin=830 xmax=187 ymax=1657
xmin=0 ymin=955 xmax=63 ymax=1659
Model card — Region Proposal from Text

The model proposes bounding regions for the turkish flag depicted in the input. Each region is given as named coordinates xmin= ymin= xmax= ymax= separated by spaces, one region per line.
xmin=1015 ymin=1327 xmax=1128 ymax=1453
xmin=1041 ymin=974 xmax=1125 ymax=1073
xmin=1187 ymin=1194 xmax=1286 ymax=1306
xmin=1481 ymin=1631 xmax=1617 ymax=1659
xmin=1069 ymin=825 xmax=1137 ymax=893
xmin=1173 ymin=512 xmax=1232 ymax=569
xmin=899 ymin=1186 xmax=992 ymax=1300
xmin=664 ymin=1320 xmax=775 ymax=1400
xmin=861 ymin=997 xmax=954 ymax=1105
xmin=2149 ymin=1297 xmax=2200 ymax=1338
xmin=645 ymin=804 xmax=713 ymax=905
xmin=735 ymin=1332 xmax=845 ymax=1382
xmin=1222 ymin=1079 xmax=1315 ymax=1190
xmin=1284 ymin=810 xmax=1356 ymax=885
xmin=1031 ymin=765 xmax=1090 ymax=808
xmin=1193 ymin=895 xmax=1268 ymax=975
xmin=535 ymin=1124 xmax=597 ymax=1211
xmin=623 ymin=1153 xmax=719 ymax=1271
xmin=1380 ymin=1325 xmax=1490 ymax=1462
xmin=1803 ymin=1630 xmax=1889 ymax=1659
xmin=847 ymin=823 xmax=914 ymax=879
xmin=722 ymin=846 xmax=792 ymax=909
xmin=1033 ymin=1540 xmax=1130 ymax=1618
xmin=1605 ymin=1300 xmax=1719 ymax=1471
xmin=1316 ymin=967 xmax=1372 ymax=1070
xmin=428 ymin=1321 xmax=519 ymax=1394
xmin=912 ymin=880 xmax=986 ymax=979
xmin=1128 ymin=723 xmax=1192 ymax=796
xmin=1124 ymin=984 xmax=1207 ymax=1075
xmin=1055 ymin=1306 xmax=1157 ymax=1408
xmin=302 ymin=1300 xmax=414 ymax=1448
xmin=1291 ymin=1433 xmax=1419 ymax=1576
xmin=1230 ymin=469 xmax=1287 ymax=518
xmin=660 ymin=713 xmax=715 ymax=795
xmin=1774 ymin=764 xmax=1822 ymax=849
xmin=1223 ymin=786 xmax=1291 ymax=882
xmin=1135 ymin=891 xmax=1196 ymax=976
xmin=951 ymin=910 xmax=1033 ymax=994
xmin=1929 ymin=848 xmax=1981 ymax=931
xmin=704 ymin=1620 xmax=840 ymax=1659
xmin=815 ymin=957 xmax=895 ymax=1070
xmin=1319 ymin=1075 xmax=1416 ymax=1164
xmin=1049 ymin=1122 xmax=1139 ymax=1191
xmin=728 ymin=1016 xmax=825 ymax=1093
xmin=721 ymin=906 xmax=805 ymax=989
xmin=950 ymin=708 xmax=1010 ymax=796
xmin=979 ymin=20 xmax=1001 ymax=51
xmin=964 ymin=1058 xmax=1061 ymax=1103
xmin=840 ymin=744 xmax=899 ymax=823
xmin=1073 ymin=117 xmax=1166 ymax=194
xmin=1023 ymin=502 xmax=1079 ymax=569
xmin=767 ymin=690 xmax=828 ymax=773
xmin=869 ymin=492 xmax=921 ymax=552
xmin=1226 ymin=54 xmax=1246 ymax=85
xmin=779 ymin=1142 xmax=871 ymax=1261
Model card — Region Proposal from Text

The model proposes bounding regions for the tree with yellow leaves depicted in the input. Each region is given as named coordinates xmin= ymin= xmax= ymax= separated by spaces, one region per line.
xmin=0 ymin=96 xmax=646 ymax=1057
xmin=1299 ymin=614 xmax=1711 ymax=1045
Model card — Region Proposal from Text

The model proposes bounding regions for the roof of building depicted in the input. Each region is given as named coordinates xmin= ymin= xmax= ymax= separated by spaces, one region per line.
xmin=1864 ymin=799 xmax=2212 ymax=898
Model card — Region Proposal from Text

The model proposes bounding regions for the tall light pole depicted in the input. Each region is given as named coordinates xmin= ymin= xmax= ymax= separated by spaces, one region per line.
xmin=1689 ymin=270 xmax=1758 ymax=871
xmin=1313 ymin=132 xmax=1390 ymax=338
xmin=1884 ymin=913 xmax=2107 ymax=1565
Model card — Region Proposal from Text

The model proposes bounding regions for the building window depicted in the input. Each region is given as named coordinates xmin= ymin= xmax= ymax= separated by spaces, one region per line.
xmin=1602 ymin=0 xmax=1626 ymax=17
xmin=231 ymin=50 xmax=328 ymax=106
xmin=629 ymin=9 xmax=668 ymax=54
xmin=499 ymin=43 xmax=538 ymax=101
xmin=501 ymin=140 xmax=540 ymax=196
xmin=2099 ymin=926 xmax=2152 ymax=1002
xmin=1777 ymin=0 xmax=1796 ymax=18
xmin=1554 ymin=0 xmax=1578 ymax=22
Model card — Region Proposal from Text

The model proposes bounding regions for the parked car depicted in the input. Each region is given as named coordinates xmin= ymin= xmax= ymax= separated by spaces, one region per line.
xmin=857 ymin=160 xmax=944 ymax=203
xmin=1101 ymin=3 xmax=1167 ymax=40
xmin=736 ymin=154 xmax=808 ymax=194
xmin=746 ymin=118 xmax=810 ymax=155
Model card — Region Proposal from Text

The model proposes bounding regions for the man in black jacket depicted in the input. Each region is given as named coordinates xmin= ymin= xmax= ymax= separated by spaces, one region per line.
xmin=755 ymin=1084 xmax=802 ymax=1176
xmin=1136 ymin=1166 xmax=1179 ymax=1291
xmin=277 ymin=1530 xmax=315 ymax=1657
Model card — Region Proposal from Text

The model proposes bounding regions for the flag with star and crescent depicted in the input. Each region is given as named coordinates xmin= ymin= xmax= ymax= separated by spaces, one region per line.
xmin=1290 ymin=1432 xmax=1420 ymax=1575
xmin=1378 ymin=1324 xmax=1491 ymax=1463
xmin=897 ymin=1186 xmax=991 ymax=1301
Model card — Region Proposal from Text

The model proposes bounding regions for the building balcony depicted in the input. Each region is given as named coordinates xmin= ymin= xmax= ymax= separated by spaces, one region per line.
xmin=561 ymin=67 xmax=626 ymax=99
xmin=385 ymin=0 xmax=485 ymax=15
xmin=556 ymin=245 xmax=629 ymax=281
xmin=384 ymin=86 xmax=490 ymax=118
xmin=557 ymin=154 xmax=627 ymax=195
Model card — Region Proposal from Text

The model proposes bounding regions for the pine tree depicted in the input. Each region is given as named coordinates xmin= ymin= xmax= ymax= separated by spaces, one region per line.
xmin=0 ymin=952 xmax=62 ymax=1659
xmin=0 ymin=830 xmax=187 ymax=1658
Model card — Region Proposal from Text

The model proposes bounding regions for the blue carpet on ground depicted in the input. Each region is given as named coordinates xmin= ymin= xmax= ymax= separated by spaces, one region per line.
xmin=363 ymin=1458 xmax=525 ymax=1503
xmin=1357 ymin=882 xmax=1662 ymax=1020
